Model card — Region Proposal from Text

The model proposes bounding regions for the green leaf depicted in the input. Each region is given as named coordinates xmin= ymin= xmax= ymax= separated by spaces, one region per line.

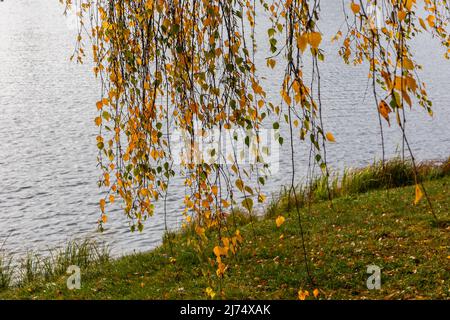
xmin=242 ymin=198 xmax=253 ymax=212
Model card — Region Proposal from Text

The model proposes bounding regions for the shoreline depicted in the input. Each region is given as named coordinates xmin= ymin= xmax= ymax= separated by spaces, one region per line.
xmin=1 ymin=157 xmax=449 ymax=299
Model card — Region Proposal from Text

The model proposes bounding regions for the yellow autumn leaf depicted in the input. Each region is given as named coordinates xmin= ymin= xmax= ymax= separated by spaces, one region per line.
xmin=213 ymin=245 xmax=229 ymax=257
xmin=402 ymin=58 xmax=414 ymax=70
xmin=313 ymin=288 xmax=319 ymax=298
xmin=205 ymin=287 xmax=216 ymax=299
xmin=405 ymin=0 xmax=415 ymax=11
xmin=99 ymin=199 xmax=106 ymax=213
xmin=378 ymin=100 xmax=392 ymax=125
xmin=398 ymin=10 xmax=407 ymax=21
xmin=267 ymin=58 xmax=276 ymax=69
xmin=281 ymin=89 xmax=292 ymax=105
xmin=275 ymin=215 xmax=285 ymax=227
xmin=258 ymin=193 xmax=266 ymax=203
xmin=296 ymin=33 xmax=308 ymax=53
xmin=419 ymin=17 xmax=427 ymax=30
xmin=95 ymin=116 xmax=102 ymax=126
xmin=427 ymin=15 xmax=435 ymax=28
xmin=308 ymin=32 xmax=322 ymax=49
xmin=326 ymin=132 xmax=336 ymax=142
xmin=101 ymin=214 xmax=108 ymax=223
xmin=150 ymin=148 xmax=158 ymax=160
xmin=96 ymin=101 xmax=103 ymax=110
xmin=406 ymin=76 xmax=418 ymax=92
xmin=350 ymin=2 xmax=360 ymax=14
xmin=145 ymin=0 xmax=153 ymax=10
xmin=195 ymin=225 xmax=205 ymax=237
xmin=414 ymin=184 xmax=423 ymax=205
xmin=211 ymin=185 xmax=218 ymax=196
xmin=298 ymin=290 xmax=310 ymax=300
xmin=151 ymin=131 xmax=158 ymax=144
xmin=216 ymin=261 xmax=226 ymax=277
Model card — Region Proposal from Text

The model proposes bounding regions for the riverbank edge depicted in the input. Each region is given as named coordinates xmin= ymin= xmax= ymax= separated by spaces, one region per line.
xmin=1 ymin=157 xmax=449 ymax=299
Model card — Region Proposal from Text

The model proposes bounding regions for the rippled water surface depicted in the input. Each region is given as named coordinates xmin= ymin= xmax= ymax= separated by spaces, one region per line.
xmin=1 ymin=0 xmax=449 ymax=257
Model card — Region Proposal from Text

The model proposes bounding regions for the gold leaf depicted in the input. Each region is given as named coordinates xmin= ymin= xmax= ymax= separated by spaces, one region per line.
xmin=414 ymin=184 xmax=423 ymax=205
xmin=297 ymin=33 xmax=308 ymax=53
xmin=326 ymin=132 xmax=336 ymax=142
xmin=378 ymin=100 xmax=392 ymax=125
xmin=275 ymin=215 xmax=285 ymax=227
xmin=350 ymin=2 xmax=360 ymax=14
xmin=308 ymin=32 xmax=322 ymax=49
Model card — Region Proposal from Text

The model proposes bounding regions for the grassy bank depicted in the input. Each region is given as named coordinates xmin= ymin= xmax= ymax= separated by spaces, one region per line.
xmin=1 ymin=159 xmax=449 ymax=300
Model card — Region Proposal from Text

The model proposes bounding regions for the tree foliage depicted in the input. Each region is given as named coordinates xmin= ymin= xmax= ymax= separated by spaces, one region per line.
xmin=61 ymin=0 xmax=449 ymax=296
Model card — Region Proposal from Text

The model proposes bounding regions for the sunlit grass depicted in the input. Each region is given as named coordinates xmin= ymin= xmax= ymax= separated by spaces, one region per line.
xmin=267 ymin=157 xmax=449 ymax=217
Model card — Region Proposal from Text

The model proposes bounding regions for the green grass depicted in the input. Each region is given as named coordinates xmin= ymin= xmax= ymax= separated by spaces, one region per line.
xmin=1 ymin=173 xmax=448 ymax=300
xmin=267 ymin=157 xmax=449 ymax=216
xmin=0 ymin=254 xmax=13 ymax=291
xmin=0 ymin=239 xmax=109 ymax=291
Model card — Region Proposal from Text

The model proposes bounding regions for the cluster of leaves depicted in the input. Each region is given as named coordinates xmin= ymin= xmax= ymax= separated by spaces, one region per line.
xmin=61 ymin=0 xmax=449 ymax=297
xmin=340 ymin=0 xmax=449 ymax=209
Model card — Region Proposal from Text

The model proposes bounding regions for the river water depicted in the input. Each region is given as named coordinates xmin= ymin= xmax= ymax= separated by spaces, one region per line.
xmin=0 ymin=0 xmax=449 ymax=257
